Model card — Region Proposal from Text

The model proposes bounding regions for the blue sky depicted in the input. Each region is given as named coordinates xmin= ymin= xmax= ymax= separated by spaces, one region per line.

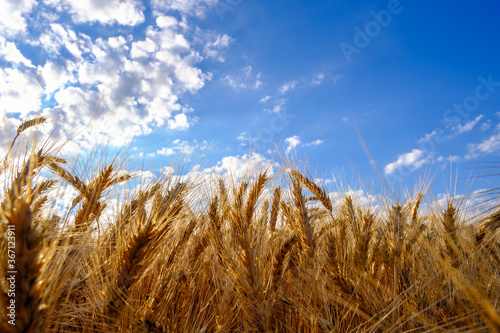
xmin=1 ymin=0 xmax=500 ymax=205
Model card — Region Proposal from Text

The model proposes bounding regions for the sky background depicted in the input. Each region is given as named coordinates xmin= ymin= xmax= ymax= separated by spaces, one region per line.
xmin=1 ymin=0 xmax=500 ymax=208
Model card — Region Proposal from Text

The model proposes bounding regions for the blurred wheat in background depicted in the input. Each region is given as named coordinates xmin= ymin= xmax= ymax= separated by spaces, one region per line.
xmin=1 ymin=117 xmax=500 ymax=332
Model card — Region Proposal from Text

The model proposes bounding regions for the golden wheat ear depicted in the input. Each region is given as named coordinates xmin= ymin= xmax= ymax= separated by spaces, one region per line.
xmin=475 ymin=209 xmax=500 ymax=245
xmin=0 ymin=196 xmax=45 ymax=333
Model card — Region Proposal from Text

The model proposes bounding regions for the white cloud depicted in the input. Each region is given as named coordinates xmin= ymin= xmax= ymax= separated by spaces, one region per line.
xmin=384 ymin=149 xmax=430 ymax=174
xmin=130 ymin=38 xmax=157 ymax=58
xmin=0 ymin=16 xmax=213 ymax=151
xmin=201 ymin=32 xmax=232 ymax=62
xmin=222 ymin=66 xmax=262 ymax=90
xmin=328 ymin=189 xmax=377 ymax=209
xmin=425 ymin=189 xmax=490 ymax=222
xmin=466 ymin=134 xmax=500 ymax=160
xmin=151 ymin=0 xmax=218 ymax=17
xmin=39 ymin=23 xmax=89 ymax=61
xmin=0 ymin=115 xmax=21 ymax=147
xmin=284 ymin=135 xmax=301 ymax=153
xmin=0 ymin=0 xmax=37 ymax=35
xmin=265 ymin=98 xmax=286 ymax=113
xmin=278 ymin=80 xmax=298 ymax=94
xmin=168 ymin=113 xmax=190 ymax=130
xmin=0 ymin=36 xmax=34 ymax=67
xmin=418 ymin=130 xmax=438 ymax=143
xmin=312 ymin=73 xmax=324 ymax=85
xmin=305 ymin=139 xmax=324 ymax=146
xmin=282 ymin=136 xmax=323 ymax=153
xmin=418 ymin=115 xmax=485 ymax=146
xmin=436 ymin=155 xmax=460 ymax=163
xmin=155 ymin=147 xmax=176 ymax=156
xmin=156 ymin=15 xmax=178 ymax=28
xmin=332 ymin=74 xmax=342 ymax=85
xmin=149 ymin=139 xmax=207 ymax=158
xmin=61 ymin=0 xmax=145 ymax=26
xmin=40 ymin=61 xmax=72 ymax=94
xmin=0 ymin=67 xmax=41 ymax=119
xmin=480 ymin=120 xmax=492 ymax=132
xmin=454 ymin=114 xmax=483 ymax=134
xmin=260 ymin=95 xmax=271 ymax=103
xmin=204 ymin=153 xmax=277 ymax=179
xmin=237 ymin=131 xmax=251 ymax=146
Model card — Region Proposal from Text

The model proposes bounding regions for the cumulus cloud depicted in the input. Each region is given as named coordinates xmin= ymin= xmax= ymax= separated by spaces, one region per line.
xmin=40 ymin=61 xmax=72 ymax=94
xmin=58 ymin=0 xmax=145 ymax=26
xmin=328 ymin=189 xmax=378 ymax=209
xmin=283 ymin=136 xmax=323 ymax=153
xmin=0 ymin=7 xmax=219 ymax=151
xmin=0 ymin=36 xmax=34 ymax=67
xmin=384 ymin=149 xmax=431 ymax=175
xmin=204 ymin=153 xmax=278 ymax=179
xmin=0 ymin=67 xmax=41 ymax=119
xmin=284 ymin=135 xmax=301 ymax=153
xmin=168 ymin=113 xmax=190 ymax=130
xmin=155 ymin=147 xmax=176 ymax=156
xmin=0 ymin=0 xmax=37 ymax=35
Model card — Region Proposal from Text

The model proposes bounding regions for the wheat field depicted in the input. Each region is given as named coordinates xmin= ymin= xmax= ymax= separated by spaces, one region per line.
xmin=1 ymin=117 xmax=500 ymax=332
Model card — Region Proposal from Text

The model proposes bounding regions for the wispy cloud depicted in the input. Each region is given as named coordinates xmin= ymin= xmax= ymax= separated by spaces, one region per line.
xmin=305 ymin=139 xmax=324 ymax=146
xmin=278 ymin=80 xmax=298 ymax=94
xmin=466 ymin=133 xmax=500 ymax=160
xmin=480 ymin=120 xmax=492 ymax=131
xmin=195 ymin=29 xmax=232 ymax=62
xmin=264 ymin=98 xmax=287 ymax=113
xmin=151 ymin=0 xmax=219 ymax=17
xmin=418 ymin=114 xmax=485 ymax=144
xmin=149 ymin=139 xmax=208 ymax=157
xmin=454 ymin=114 xmax=484 ymax=134
xmin=221 ymin=65 xmax=262 ymax=90
xmin=312 ymin=73 xmax=324 ymax=86
xmin=260 ymin=95 xmax=271 ymax=103
xmin=332 ymin=74 xmax=342 ymax=85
